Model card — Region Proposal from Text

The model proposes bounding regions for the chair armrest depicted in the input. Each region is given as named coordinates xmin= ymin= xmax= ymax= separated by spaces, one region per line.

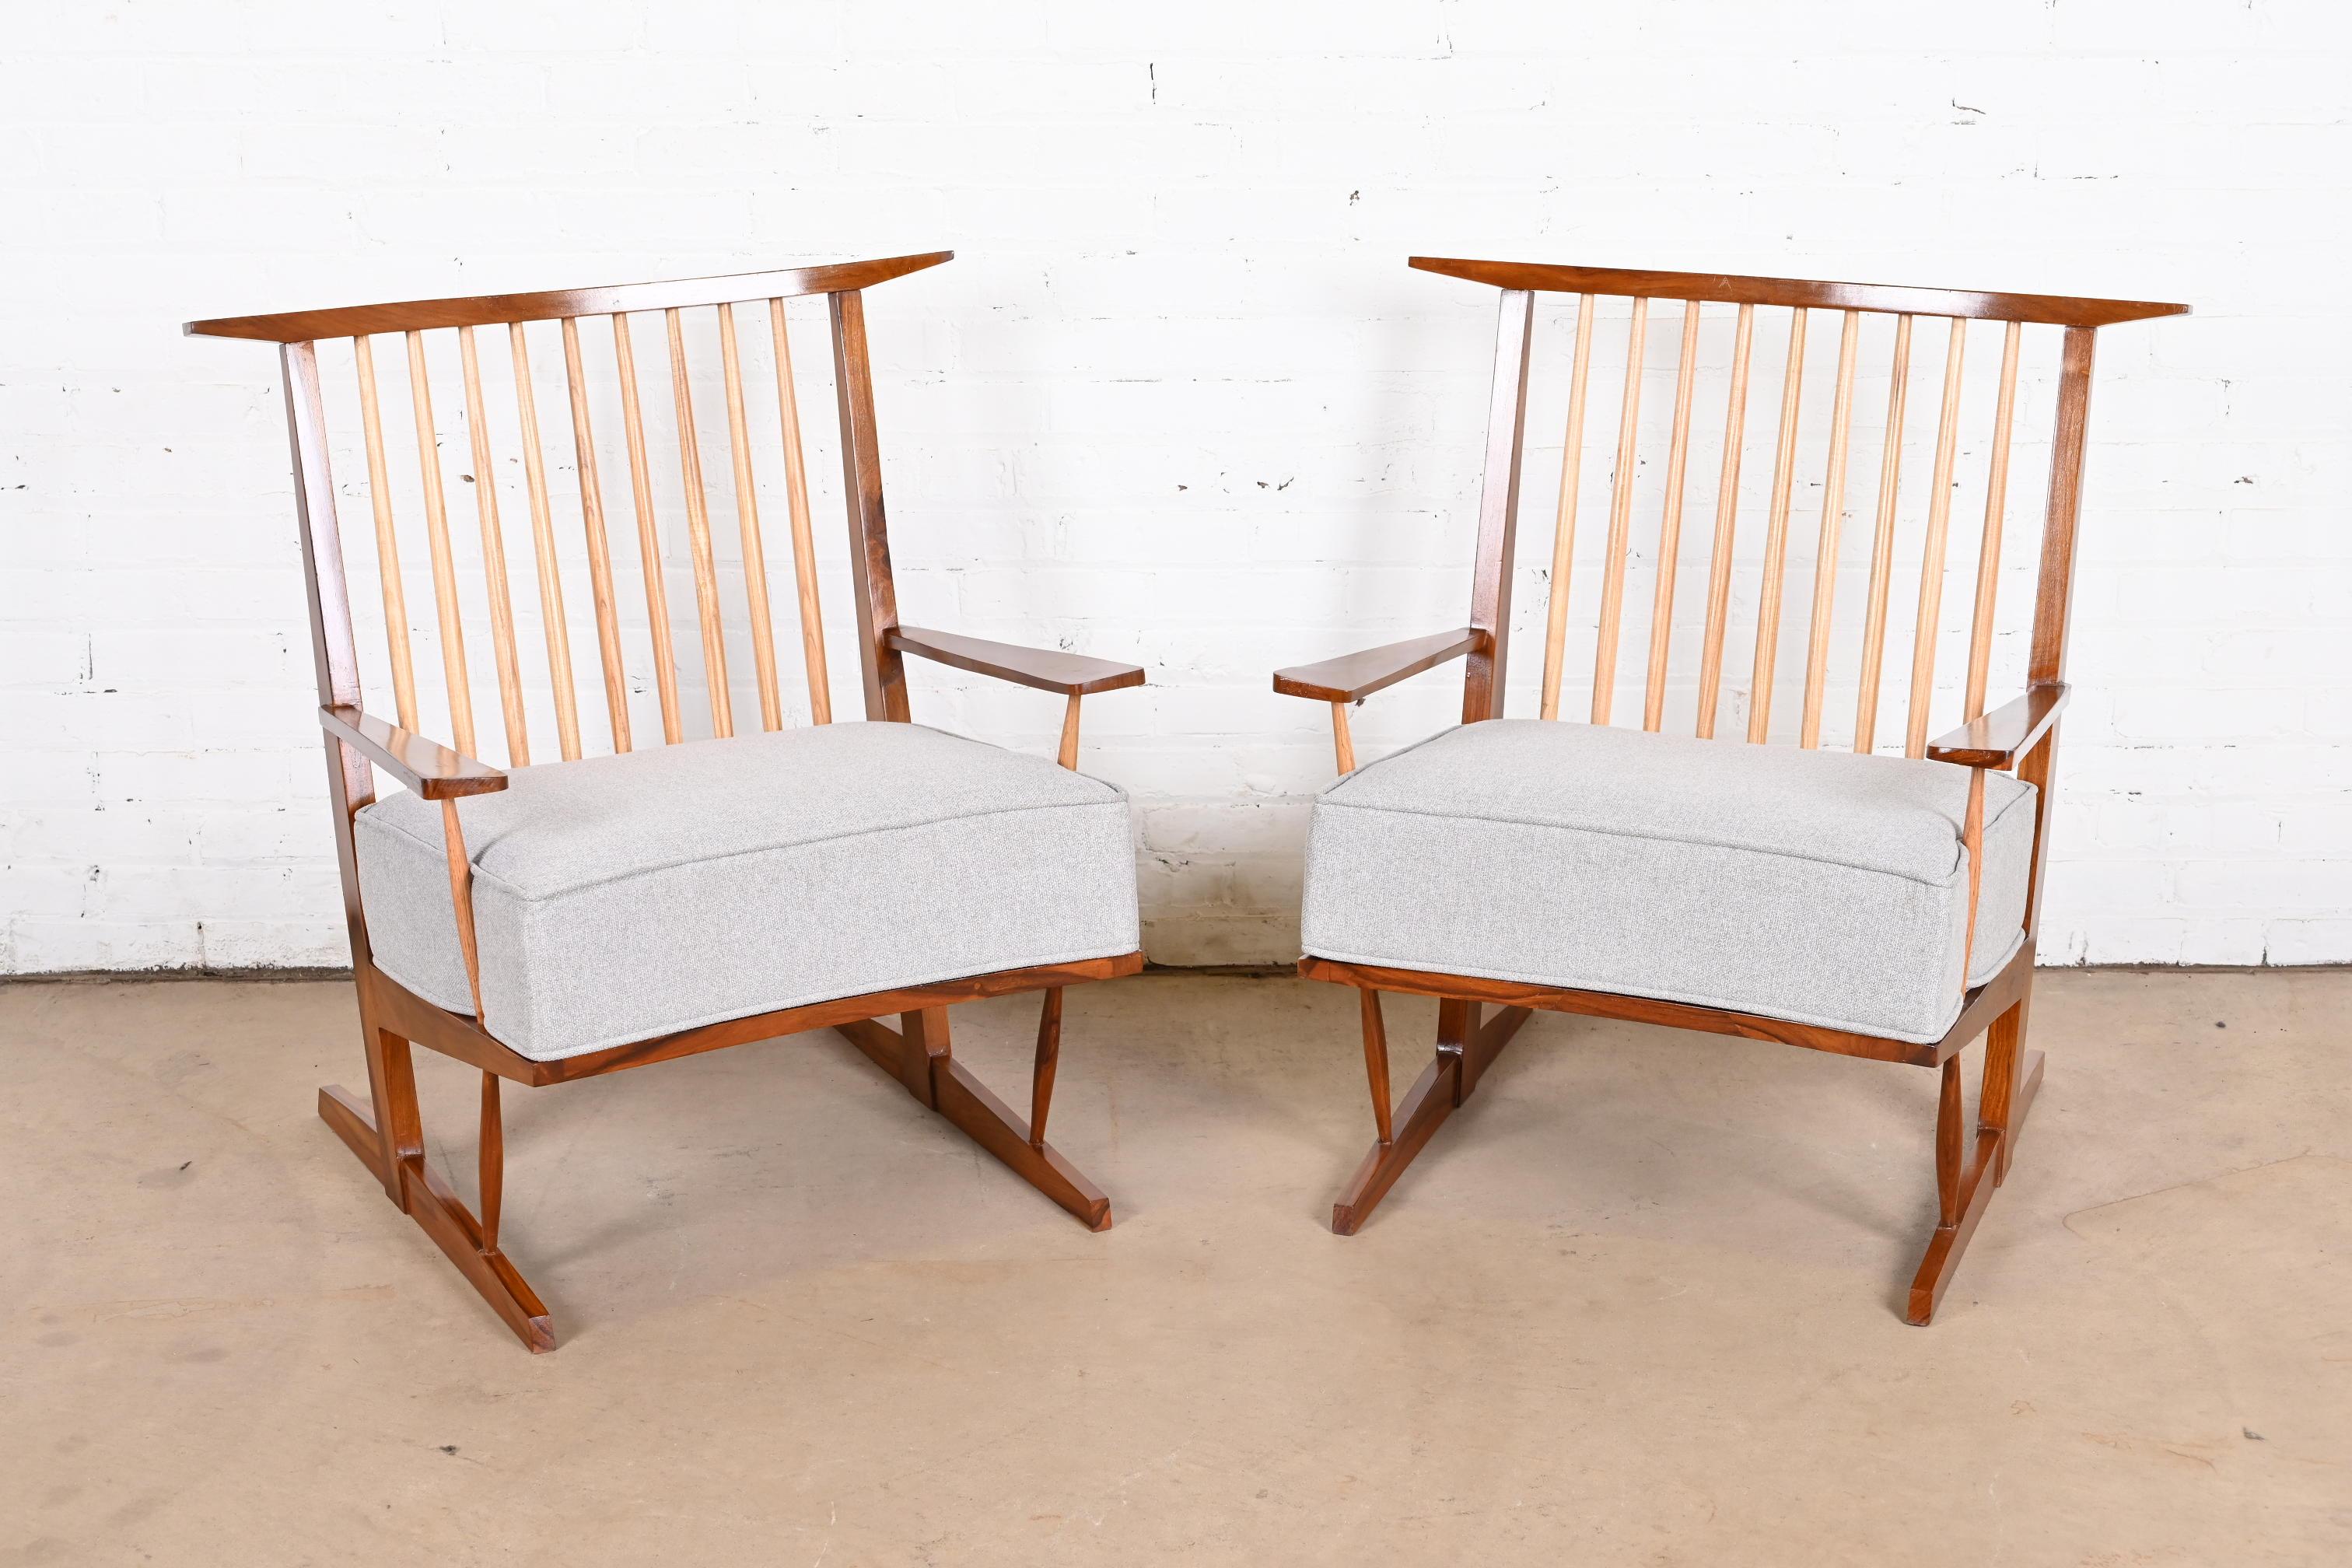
xmin=1272 ymin=628 xmax=1485 ymax=703
xmin=887 ymin=626 xmax=1145 ymax=696
xmin=320 ymin=705 xmax=509 ymax=798
xmin=1926 ymin=682 xmax=2071 ymax=768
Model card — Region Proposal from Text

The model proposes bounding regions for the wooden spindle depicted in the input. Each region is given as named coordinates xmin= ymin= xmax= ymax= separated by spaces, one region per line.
xmin=1330 ymin=700 xmax=1356 ymax=775
xmin=1853 ymin=314 xmax=1914 ymax=754
xmin=1695 ymin=303 xmax=1755 ymax=740
xmin=1643 ymin=300 xmax=1703 ymax=731
xmin=352 ymin=335 xmax=420 ymax=732
xmin=717 ymin=303 xmax=783 ymax=731
xmin=457 ymin=325 xmax=530 ymax=767
xmin=559 ymin=316 xmax=632 ymax=753
xmin=507 ymin=322 xmax=582 ymax=761
xmin=1961 ymin=765 xmax=1986 ymax=982
xmin=404 ymin=331 xmax=477 ymax=757
xmin=1964 ymin=320 xmax=2025 ymax=724
xmin=1591 ymin=296 xmax=1648 ymax=725
xmin=666 ymin=308 xmax=732 ymax=738
xmin=1746 ymin=307 xmax=1809 ymax=743
xmin=441 ymin=798 xmax=485 ymax=1024
xmin=1797 ymin=310 xmax=1862 ymax=749
xmin=611 ymin=314 xmax=684 ymax=744
xmin=1906 ymin=318 xmax=1971 ymax=758
xmin=770 ymin=299 xmax=832 ymax=726
xmin=1059 ymin=693 xmax=1085 ymax=771
xmin=1538 ymin=293 xmax=1597 ymax=722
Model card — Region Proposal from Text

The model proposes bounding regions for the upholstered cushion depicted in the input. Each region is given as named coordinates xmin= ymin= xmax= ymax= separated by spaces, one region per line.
xmin=355 ymin=722 xmax=1138 ymax=1062
xmin=1299 ymin=719 xmax=2036 ymax=1044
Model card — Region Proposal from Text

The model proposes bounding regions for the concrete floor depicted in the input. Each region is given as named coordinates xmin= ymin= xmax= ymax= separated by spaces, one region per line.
xmin=2 ymin=970 xmax=2347 ymax=1566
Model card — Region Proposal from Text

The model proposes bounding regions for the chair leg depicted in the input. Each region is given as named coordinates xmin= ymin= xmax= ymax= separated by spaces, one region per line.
xmin=359 ymin=1025 xmax=422 ymax=1208
xmin=1980 ymin=995 xmax=2026 ymax=1185
xmin=1029 ymin=987 xmax=1063 ymax=1150
xmin=1332 ymin=997 xmax=1528 ymax=1235
xmin=1906 ymin=1020 xmax=2046 ymax=1326
xmin=1360 ymin=988 xmax=1394 ymax=1145
xmin=318 ymin=1052 xmax=554 ymax=1354
xmin=836 ymin=1001 xmax=1112 ymax=1232
xmin=897 ymin=1006 xmax=949 ymax=1107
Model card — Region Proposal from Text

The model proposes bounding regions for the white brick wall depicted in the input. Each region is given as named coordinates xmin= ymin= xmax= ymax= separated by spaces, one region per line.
xmin=5 ymin=2 xmax=2348 ymax=971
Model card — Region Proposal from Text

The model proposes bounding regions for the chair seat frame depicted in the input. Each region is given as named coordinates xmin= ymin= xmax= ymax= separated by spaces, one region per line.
xmin=1275 ymin=258 xmax=2185 ymax=1323
xmin=190 ymin=254 xmax=1143 ymax=1351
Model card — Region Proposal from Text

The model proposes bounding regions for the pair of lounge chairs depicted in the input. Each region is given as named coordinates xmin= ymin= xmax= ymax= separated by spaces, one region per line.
xmin=187 ymin=254 xmax=2185 ymax=1349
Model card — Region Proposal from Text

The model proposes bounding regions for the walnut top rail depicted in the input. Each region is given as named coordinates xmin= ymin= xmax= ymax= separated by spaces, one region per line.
xmin=1408 ymin=257 xmax=2189 ymax=328
xmin=183 ymin=251 xmax=956 ymax=341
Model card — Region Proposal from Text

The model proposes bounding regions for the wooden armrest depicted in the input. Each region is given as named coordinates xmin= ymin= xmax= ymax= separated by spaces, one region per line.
xmin=320 ymin=705 xmax=509 ymax=798
xmin=1272 ymin=628 xmax=1485 ymax=704
xmin=1926 ymin=682 xmax=2071 ymax=768
xmin=888 ymin=626 xmax=1146 ymax=696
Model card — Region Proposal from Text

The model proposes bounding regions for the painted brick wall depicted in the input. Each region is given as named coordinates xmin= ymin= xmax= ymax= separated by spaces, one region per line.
xmin=5 ymin=2 xmax=2348 ymax=971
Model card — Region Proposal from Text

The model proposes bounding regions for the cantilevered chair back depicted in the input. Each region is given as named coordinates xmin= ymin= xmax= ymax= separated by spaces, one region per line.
xmin=186 ymin=251 xmax=951 ymax=775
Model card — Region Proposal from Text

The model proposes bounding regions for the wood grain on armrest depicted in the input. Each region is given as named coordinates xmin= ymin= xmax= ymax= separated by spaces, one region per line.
xmin=320 ymin=705 xmax=509 ymax=798
xmin=888 ymin=626 xmax=1146 ymax=696
xmin=1272 ymin=628 xmax=1485 ymax=704
xmin=1926 ymin=682 xmax=2071 ymax=768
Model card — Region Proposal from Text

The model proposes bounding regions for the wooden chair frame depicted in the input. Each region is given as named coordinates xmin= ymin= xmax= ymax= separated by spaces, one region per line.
xmin=1276 ymin=259 xmax=2186 ymax=1322
xmin=187 ymin=254 xmax=1144 ymax=1351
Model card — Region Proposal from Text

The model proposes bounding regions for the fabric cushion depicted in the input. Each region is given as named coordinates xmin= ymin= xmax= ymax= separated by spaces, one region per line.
xmin=355 ymin=721 xmax=1138 ymax=1062
xmin=1300 ymin=719 xmax=2036 ymax=1044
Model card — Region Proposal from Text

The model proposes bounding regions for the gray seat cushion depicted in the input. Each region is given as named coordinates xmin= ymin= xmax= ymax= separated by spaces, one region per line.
xmin=355 ymin=721 xmax=1138 ymax=1062
xmin=1300 ymin=719 xmax=2036 ymax=1044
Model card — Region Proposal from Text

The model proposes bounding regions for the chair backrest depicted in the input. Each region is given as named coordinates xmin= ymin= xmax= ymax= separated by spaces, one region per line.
xmin=1419 ymin=257 xmax=2186 ymax=753
xmin=186 ymin=252 xmax=953 ymax=766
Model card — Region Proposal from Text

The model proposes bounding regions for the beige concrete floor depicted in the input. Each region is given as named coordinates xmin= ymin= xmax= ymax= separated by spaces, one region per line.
xmin=2 ymin=970 xmax=2347 ymax=1566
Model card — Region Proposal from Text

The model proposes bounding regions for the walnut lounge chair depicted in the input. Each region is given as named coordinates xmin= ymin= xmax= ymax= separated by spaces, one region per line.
xmin=187 ymin=253 xmax=1145 ymax=1351
xmin=1276 ymin=259 xmax=2185 ymax=1323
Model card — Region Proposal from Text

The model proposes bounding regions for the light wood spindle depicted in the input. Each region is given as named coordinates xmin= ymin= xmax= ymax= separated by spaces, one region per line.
xmin=769 ymin=300 xmax=832 ymax=726
xmin=404 ymin=331 xmax=478 ymax=757
xmin=1538 ymin=293 xmax=1596 ymax=722
xmin=1853 ymin=314 xmax=1914 ymax=754
xmin=1797 ymin=310 xmax=1862 ymax=749
xmin=1961 ymin=766 xmax=1987 ymax=988
xmin=1905 ymin=317 xmax=1971 ymax=757
xmin=1745 ymin=307 xmax=1809 ymax=743
xmin=352 ymin=335 xmax=419 ymax=732
xmin=1330 ymin=700 xmax=1356 ymax=774
xmin=457 ymin=326 xmax=530 ymax=766
xmin=611 ymin=314 xmax=684 ymax=744
xmin=1590 ymin=296 xmax=1649 ymax=724
xmin=665 ymin=308 xmax=733 ymax=738
xmin=717 ymin=303 xmax=783 ymax=730
xmin=507 ymin=323 xmax=582 ymax=761
xmin=1643 ymin=299 xmax=1703 ymax=731
xmin=1964 ymin=320 xmax=2025 ymax=724
xmin=558 ymin=316 xmax=632 ymax=753
xmin=1695 ymin=303 xmax=1755 ymax=740
xmin=440 ymin=797 xmax=485 ymax=1023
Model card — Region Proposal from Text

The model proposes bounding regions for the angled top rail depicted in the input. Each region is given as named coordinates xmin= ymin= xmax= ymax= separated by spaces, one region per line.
xmin=184 ymin=251 xmax=955 ymax=342
xmin=1409 ymin=257 xmax=2189 ymax=327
